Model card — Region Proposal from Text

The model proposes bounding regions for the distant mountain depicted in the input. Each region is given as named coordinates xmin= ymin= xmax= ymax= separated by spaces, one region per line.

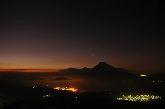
xmin=92 ymin=62 xmax=115 ymax=71
xmin=59 ymin=62 xmax=137 ymax=78
xmin=57 ymin=62 xmax=140 ymax=91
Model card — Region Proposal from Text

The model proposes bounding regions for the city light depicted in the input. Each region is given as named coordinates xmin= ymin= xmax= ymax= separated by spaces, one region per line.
xmin=140 ymin=74 xmax=147 ymax=77
xmin=116 ymin=94 xmax=161 ymax=102
xmin=54 ymin=87 xmax=78 ymax=92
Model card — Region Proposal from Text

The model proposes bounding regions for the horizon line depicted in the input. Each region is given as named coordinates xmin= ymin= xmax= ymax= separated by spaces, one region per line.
xmin=0 ymin=68 xmax=61 ymax=73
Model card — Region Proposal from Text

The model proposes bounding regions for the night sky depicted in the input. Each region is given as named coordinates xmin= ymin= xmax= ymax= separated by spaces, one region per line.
xmin=0 ymin=1 xmax=165 ymax=73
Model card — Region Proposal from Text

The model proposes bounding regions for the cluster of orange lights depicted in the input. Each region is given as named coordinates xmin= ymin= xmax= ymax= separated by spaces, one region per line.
xmin=54 ymin=87 xmax=78 ymax=92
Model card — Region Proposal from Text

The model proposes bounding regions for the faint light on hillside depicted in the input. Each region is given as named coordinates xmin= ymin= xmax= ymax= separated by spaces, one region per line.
xmin=42 ymin=94 xmax=51 ymax=98
xmin=33 ymin=85 xmax=36 ymax=89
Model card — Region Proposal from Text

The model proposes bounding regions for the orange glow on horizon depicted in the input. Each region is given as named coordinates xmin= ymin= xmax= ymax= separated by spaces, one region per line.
xmin=0 ymin=68 xmax=59 ymax=73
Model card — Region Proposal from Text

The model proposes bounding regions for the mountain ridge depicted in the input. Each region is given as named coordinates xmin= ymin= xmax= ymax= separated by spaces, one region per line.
xmin=59 ymin=62 xmax=136 ymax=78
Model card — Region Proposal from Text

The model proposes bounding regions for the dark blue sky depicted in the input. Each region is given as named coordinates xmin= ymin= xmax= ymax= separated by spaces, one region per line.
xmin=0 ymin=0 xmax=165 ymax=73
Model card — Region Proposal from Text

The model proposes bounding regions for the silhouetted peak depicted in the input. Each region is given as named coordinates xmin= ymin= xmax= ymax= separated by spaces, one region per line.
xmin=92 ymin=62 xmax=115 ymax=71
xmin=82 ymin=67 xmax=90 ymax=70
xmin=67 ymin=67 xmax=78 ymax=70
xmin=60 ymin=67 xmax=79 ymax=73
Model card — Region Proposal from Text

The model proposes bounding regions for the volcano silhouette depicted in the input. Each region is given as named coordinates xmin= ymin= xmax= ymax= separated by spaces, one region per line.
xmin=59 ymin=62 xmax=136 ymax=78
